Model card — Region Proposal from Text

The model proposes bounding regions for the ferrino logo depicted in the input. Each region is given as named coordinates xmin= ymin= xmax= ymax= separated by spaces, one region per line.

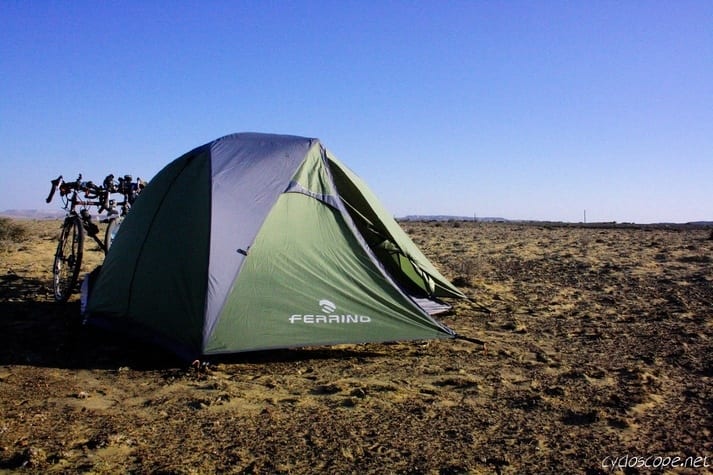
xmin=289 ymin=299 xmax=372 ymax=324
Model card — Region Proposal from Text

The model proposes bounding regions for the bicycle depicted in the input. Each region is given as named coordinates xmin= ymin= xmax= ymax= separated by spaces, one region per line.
xmin=45 ymin=173 xmax=145 ymax=302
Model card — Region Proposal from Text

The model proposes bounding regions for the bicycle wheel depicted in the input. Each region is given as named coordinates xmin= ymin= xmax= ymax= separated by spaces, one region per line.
xmin=104 ymin=216 xmax=123 ymax=252
xmin=53 ymin=216 xmax=84 ymax=302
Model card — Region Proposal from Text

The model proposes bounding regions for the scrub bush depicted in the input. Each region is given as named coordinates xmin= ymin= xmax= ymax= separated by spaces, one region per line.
xmin=0 ymin=217 xmax=28 ymax=250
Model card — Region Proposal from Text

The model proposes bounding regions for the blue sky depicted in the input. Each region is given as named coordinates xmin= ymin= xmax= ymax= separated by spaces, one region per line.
xmin=1 ymin=1 xmax=711 ymax=223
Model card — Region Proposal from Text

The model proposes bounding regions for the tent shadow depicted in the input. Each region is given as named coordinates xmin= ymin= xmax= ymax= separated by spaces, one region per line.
xmin=0 ymin=275 xmax=385 ymax=370
xmin=0 ymin=301 xmax=181 ymax=370
xmin=205 ymin=346 xmax=386 ymax=366
xmin=0 ymin=273 xmax=180 ymax=370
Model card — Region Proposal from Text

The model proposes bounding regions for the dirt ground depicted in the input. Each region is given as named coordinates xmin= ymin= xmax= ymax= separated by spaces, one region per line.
xmin=1 ymin=219 xmax=711 ymax=474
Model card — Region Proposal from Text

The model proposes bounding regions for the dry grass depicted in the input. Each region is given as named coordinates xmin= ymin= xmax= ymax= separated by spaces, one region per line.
xmin=1 ymin=219 xmax=712 ymax=473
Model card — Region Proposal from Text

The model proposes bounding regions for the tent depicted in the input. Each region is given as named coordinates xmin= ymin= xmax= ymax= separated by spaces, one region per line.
xmin=86 ymin=132 xmax=465 ymax=359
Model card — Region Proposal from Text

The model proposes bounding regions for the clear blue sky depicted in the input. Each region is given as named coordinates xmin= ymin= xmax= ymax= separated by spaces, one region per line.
xmin=1 ymin=1 xmax=711 ymax=223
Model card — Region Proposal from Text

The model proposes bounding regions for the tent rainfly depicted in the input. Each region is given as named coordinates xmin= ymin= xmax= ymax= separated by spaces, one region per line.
xmin=86 ymin=132 xmax=466 ymax=359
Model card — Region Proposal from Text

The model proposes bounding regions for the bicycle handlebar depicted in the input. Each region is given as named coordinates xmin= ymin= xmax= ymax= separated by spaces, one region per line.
xmin=46 ymin=173 xmax=146 ymax=209
xmin=46 ymin=175 xmax=64 ymax=203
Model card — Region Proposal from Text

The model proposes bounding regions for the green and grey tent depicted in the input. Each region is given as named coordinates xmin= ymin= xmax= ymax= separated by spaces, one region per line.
xmin=86 ymin=132 xmax=465 ymax=359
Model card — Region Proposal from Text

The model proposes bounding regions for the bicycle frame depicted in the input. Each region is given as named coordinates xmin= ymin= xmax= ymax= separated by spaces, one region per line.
xmin=63 ymin=191 xmax=110 ymax=254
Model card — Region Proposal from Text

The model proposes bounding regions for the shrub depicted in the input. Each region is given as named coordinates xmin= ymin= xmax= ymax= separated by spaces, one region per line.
xmin=0 ymin=217 xmax=28 ymax=249
xmin=451 ymin=258 xmax=478 ymax=288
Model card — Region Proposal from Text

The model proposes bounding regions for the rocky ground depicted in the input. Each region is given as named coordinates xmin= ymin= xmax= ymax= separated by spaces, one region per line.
xmin=1 ymin=219 xmax=711 ymax=474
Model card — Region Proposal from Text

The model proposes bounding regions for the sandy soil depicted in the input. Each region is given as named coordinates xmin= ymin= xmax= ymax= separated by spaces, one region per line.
xmin=1 ymin=219 xmax=711 ymax=474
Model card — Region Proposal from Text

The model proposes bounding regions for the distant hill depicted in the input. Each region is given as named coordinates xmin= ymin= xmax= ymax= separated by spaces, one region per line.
xmin=400 ymin=215 xmax=508 ymax=222
xmin=5 ymin=209 xmax=709 ymax=227
xmin=397 ymin=215 xmax=713 ymax=226
xmin=0 ymin=209 xmax=65 ymax=220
